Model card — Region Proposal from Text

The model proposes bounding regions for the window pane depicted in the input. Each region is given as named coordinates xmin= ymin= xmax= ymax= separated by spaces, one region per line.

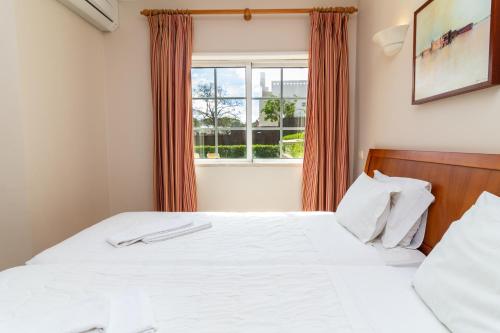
xmin=194 ymin=65 xmax=308 ymax=161
xmin=282 ymin=99 xmax=306 ymax=127
xmin=192 ymin=68 xmax=214 ymax=98
xmin=252 ymin=68 xmax=281 ymax=98
xmin=193 ymin=99 xmax=215 ymax=128
xmin=218 ymin=129 xmax=246 ymax=159
xmin=194 ymin=129 xmax=216 ymax=159
xmin=252 ymin=99 xmax=280 ymax=127
xmin=217 ymin=68 xmax=246 ymax=97
xmin=252 ymin=130 xmax=280 ymax=159
xmin=282 ymin=130 xmax=305 ymax=159
xmin=283 ymin=68 xmax=308 ymax=98
xmin=217 ymin=99 xmax=246 ymax=127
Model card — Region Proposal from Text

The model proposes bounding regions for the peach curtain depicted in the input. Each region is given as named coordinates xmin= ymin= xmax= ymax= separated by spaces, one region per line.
xmin=302 ymin=11 xmax=350 ymax=211
xmin=147 ymin=14 xmax=197 ymax=212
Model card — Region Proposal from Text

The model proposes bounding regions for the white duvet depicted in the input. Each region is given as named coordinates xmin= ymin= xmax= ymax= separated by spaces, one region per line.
xmin=0 ymin=264 xmax=446 ymax=333
xmin=28 ymin=212 xmax=424 ymax=266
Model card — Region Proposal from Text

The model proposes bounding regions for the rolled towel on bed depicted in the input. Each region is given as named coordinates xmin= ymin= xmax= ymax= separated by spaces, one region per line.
xmin=107 ymin=219 xmax=193 ymax=247
xmin=57 ymin=296 xmax=110 ymax=333
xmin=0 ymin=296 xmax=110 ymax=333
xmin=0 ymin=290 xmax=157 ymax=333
xmin=142 ymin=220 xmax=213 ymax=243
xmin=108 ymin=290 xmax=157 ymax=333
xmin=53 ymin=296 xmax=109 ymax=333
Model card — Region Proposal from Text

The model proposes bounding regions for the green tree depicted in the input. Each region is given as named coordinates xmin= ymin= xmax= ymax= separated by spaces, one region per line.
xmin=261 ymin=96 xmax=297 ymax=122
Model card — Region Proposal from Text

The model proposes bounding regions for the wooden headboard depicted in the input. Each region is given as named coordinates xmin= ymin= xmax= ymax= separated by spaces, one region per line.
xmin=364 ymin=149 xmax=500 ymax=255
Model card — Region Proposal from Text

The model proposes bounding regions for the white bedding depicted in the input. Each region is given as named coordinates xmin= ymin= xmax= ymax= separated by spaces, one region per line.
xmin=0 ymin=264 xmax=446 ymax=333
xmin=28 ymin=212 xmax=424 ymax=266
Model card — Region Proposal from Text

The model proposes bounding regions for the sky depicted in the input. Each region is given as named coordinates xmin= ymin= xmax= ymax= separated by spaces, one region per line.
xmin=191 ymin=67 xmax=308 ymax=98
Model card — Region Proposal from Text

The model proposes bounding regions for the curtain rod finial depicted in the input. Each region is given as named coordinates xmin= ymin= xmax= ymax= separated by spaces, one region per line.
xmin=243 ymin=8 xmax=252 ymax=21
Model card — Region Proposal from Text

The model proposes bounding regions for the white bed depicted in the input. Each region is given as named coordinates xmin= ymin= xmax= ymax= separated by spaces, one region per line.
xmin=0 ymin=263 xmax=446 ymax=333
xmin=6 ymin=149 xmax=493 ymax=332
xmin=27 ymin=212 xmax=425 ymax=266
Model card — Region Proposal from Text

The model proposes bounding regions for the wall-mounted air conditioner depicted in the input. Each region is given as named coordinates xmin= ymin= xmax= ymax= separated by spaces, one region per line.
xmin=58 ymin=0 xmax=119 ymax=32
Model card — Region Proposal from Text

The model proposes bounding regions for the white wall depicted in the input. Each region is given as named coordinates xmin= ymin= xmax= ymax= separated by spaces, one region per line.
xmin=0 ymin=0 xmax=111 ymax=269
xmin=14 ymin=0 xmax=111 ymax=254
xmin=0 ymin=0 xmax=32 ymax=269
xmin=196 ymin=165 xmax=302 ymax=211
xmin=356 ymin=0 xmax=500 ymax=174
xmin=105 ymin=0 xmax=358 ymax=213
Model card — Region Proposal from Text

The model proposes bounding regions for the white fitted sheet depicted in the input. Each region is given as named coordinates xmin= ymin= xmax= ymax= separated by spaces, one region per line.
xmin=28 ymin=212 xmax=424 ymax=266
xmin=328 ymin=266 xmax=448 ymax=333
xmin=0 ymin=264 xmax=445 ymax=333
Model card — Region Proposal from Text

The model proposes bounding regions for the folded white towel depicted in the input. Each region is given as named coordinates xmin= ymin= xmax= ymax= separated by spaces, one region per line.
xmin=0 ymin=291 xmax=157 ymax=333
xmin=108 ymin=290 xmax=157 ymax=333
xmin=60 ymin=297 xmax=110 ymax=333
xmin=107 ymin=219 xmax=193 ymax=247
xmin=0 ymin=296 xmax=110 ymax=333
xmin=142 ymin=221 xmax=212 ymax=243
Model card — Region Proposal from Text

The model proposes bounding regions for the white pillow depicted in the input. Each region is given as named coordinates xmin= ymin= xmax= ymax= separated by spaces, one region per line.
xmin=401 ymin=211 xmax=427 ymax=249
xmin=413 ymin=191 xmax=500 ymax=333
xmin=374 ymin=170 xmax=434 ymax=249
xmin=475 ymin=190 xmax=500 ymax=216
xmin=336 ymin=172 xmax=400 ymax=243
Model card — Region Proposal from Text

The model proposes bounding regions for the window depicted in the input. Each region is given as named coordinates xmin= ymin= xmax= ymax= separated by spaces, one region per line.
xmin=192 ymin=61 xmax=308 ymax=162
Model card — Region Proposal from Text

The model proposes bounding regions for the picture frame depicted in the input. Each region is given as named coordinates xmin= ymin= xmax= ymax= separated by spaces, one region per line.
xmin=412 ymin=0 xmax=500 ymax=104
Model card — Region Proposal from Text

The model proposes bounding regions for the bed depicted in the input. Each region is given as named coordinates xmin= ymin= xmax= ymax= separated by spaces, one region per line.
xmin=2 ymin=149 xmax=500 ymax=332
xmin=0 ymin=264 xmax=448 ymax=333
xmin=27 ymin=211 xmax=424 ymax=267
xmin=28 ymin=149 xmax=500 ymax=268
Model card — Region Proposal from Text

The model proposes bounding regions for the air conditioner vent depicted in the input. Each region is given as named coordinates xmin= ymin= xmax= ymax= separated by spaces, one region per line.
xmin=58 ymin=0 xmax=119 ymax=32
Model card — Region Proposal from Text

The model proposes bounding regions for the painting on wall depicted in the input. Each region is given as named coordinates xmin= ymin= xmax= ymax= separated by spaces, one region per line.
xmin=413 ymin=0 xmax=500 ymax=104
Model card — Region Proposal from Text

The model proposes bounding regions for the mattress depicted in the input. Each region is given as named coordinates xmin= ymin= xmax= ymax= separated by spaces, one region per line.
xmin=0 ymin=264 xmax=446 ymax=333
xmin=27 ymin=212 xmax=424 ymax=266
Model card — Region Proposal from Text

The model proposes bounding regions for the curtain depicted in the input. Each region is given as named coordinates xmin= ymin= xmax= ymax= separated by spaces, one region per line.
xmin=302 ymin=11 xmax=350 ymax=211
xmin=147 ymin=14 xmax=197 ymax=212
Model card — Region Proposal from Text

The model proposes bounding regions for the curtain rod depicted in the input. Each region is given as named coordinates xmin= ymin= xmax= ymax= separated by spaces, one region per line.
xmin=140 ymin=7 xmax=358 ymax=21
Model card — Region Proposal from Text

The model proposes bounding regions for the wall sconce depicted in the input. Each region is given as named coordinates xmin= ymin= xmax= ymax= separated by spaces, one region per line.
xmin=372 ymin=24 xmax=409 ymax=56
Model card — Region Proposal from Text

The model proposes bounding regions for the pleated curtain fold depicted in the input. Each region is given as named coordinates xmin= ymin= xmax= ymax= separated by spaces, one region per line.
xmin=147 ymin=14 xmax=197 ymax=212
xmin=302 ymin=11 xmax=350 ymax=211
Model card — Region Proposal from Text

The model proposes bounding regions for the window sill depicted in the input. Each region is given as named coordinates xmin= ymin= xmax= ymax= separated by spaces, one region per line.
xmin=195 ymin=159 xmax=303 ymax=167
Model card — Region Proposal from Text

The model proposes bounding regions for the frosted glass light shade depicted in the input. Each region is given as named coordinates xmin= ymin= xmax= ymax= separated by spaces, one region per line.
xmin=372 ymin=24 xmax=409 ymax=56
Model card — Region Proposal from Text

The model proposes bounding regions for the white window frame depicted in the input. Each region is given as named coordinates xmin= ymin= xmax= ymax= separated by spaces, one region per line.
xmin=192 ymin=54 xmax=308 ymax=165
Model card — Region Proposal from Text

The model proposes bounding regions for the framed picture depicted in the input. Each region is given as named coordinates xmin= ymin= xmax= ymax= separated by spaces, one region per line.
xmin=413 ymin=0 xmax=500 ymax=104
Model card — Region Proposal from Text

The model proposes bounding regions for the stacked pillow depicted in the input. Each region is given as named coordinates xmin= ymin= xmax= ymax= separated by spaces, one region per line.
xmin=336 ymin=171 xmax=434 ymax=248
xmin=335 ymin=172 xmax=400 ymax=243
xmin=413 ymin=191 xmax=500 ymax=333
xmin=374 ymin=171 xmax=435 ymax=249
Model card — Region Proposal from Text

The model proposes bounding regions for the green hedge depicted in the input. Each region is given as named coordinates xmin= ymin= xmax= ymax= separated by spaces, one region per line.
xmin=194 ymin=145 xmax=246 ymax=158
xmin=253 ymin=144 xmax=280 ymax=158
xmin=282 ymin=132 xmax=305 ymax=140
xmin=194 ymin=145 xmax=280 ymax=158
